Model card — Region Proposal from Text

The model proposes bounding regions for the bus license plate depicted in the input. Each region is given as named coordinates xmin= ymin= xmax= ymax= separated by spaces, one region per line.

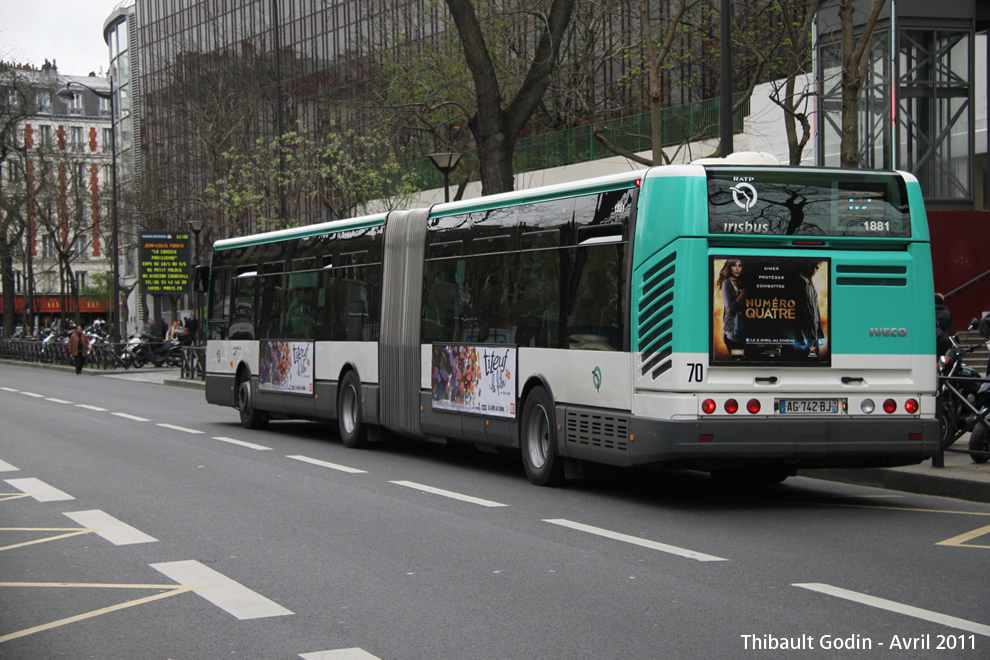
xmin=778 ymin=399 xmax=841 ymax=414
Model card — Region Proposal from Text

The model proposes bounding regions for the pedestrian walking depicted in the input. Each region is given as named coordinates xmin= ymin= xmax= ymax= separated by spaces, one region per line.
xmin=935 ymin=293 xmax=953 ymax=357
xmin=68 ymin=325 xmax=90 ymax=375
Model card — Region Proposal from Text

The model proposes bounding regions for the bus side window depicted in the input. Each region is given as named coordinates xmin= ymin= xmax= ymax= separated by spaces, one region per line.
xmin=565 ymin=242 xmax=624 ymax=351
xmin=515 ymin=248 xmax=560 ymax=347
xmin=208 ymin=268 xmax=231 ymax=340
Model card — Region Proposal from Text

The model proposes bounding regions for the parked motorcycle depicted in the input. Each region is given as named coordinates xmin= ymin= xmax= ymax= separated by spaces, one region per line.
xmin=936 ymin=319 xmax=990 ymax=457
xmin=121 ymin=333 xmax=182 ymax=368
xmin=967 ymin=317 xmax=990 ymax=464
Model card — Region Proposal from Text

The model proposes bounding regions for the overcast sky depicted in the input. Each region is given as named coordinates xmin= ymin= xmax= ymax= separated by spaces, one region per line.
xmin=0 ymin=0 xmax=124 ymax=76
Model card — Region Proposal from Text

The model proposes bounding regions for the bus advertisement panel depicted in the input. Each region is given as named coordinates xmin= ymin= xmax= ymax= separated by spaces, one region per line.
xmin=431 ymin=344 xmax=517 ymax=418
xmin=259 ymin=340 xmax=314 ymax=394
xmin=711 ymin=256 xmax=830 ymax=366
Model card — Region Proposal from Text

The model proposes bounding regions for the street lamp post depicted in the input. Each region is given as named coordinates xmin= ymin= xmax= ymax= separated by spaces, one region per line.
xmin=57 ymin=78 xmax=121 ymax=344
xmin=428 ymin=152 xmax=463 ymax=203
xmin=187 ymin=218 xmax=204 ymax=345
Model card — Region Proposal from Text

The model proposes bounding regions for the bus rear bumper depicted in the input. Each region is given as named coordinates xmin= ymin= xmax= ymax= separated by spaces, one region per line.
xmin=563 ymin=412 xmax=940 ymax=471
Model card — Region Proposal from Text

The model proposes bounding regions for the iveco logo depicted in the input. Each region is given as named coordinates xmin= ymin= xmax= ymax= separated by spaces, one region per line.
xmin=869 ymin=328 xmax=908 ymax=337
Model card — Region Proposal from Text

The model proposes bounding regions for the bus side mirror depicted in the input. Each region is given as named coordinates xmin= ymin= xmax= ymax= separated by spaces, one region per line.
xmin=194 ymin=265 xmax=210 ymax=293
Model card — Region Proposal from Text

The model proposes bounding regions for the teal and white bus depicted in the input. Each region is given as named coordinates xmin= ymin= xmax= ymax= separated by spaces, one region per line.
xmin=202 ymin=155 xmax=938 ymax=485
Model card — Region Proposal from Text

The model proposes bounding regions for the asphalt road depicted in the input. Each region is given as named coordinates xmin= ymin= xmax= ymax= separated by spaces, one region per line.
xmin=1 ymin=363 xmax=989 ymax=659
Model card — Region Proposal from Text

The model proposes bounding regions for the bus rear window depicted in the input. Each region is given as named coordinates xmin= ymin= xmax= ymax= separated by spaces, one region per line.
xmin=706 ymin=169 xmax=910 ymax=238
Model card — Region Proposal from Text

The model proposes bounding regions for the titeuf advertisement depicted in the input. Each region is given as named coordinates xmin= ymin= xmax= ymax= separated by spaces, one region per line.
xmin=431 ymin=344 xmax=517 ymax=418
xmin=259 ymin=340 xmax=315 ymax=394
xmin=711 ymin=256 xmax=830 ymax=366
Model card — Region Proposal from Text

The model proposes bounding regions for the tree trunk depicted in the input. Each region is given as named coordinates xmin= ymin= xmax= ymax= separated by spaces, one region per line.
xmin=838 ymin=0 xmax=887 ymax=169
xmin=0 ymin=235 xmax=16 ymax=338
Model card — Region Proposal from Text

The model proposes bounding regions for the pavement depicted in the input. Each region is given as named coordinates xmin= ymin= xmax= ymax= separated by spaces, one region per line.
xmin=4 ymin=359 xmax=989 ymax=504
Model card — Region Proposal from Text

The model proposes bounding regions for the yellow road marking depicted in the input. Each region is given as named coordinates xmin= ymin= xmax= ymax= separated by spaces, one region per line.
xmin=0 ymin=583 xmax=199 ymax=644
xmin=0 ymin=528 xmax=94 ymax=552
xmin=936 ymin=524 xmax=990 ymax=550
xmin=0 ymin=493 xmax=32 ymax=502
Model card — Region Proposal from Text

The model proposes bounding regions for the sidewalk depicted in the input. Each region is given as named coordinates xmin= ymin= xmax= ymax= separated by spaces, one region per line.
xmin=802 ymin=438 xmax=990 ymax=504
xmin=2 ymin=359 xmax=987 ymax=503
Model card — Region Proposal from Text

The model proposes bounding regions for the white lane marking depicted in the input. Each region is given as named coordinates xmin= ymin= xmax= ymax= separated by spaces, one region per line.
xmin=288 ymin=455 xmax=366 ymax=473
xmin=63 ymin=510 xmax=158 ymax=545
xmin=21 ymin=392 xmax=44 ymax=398
xmin=544 ymin=519 xmax=728 ymax=562
xmin=150 ymin=560 xmax=293 ymax=620
xmin=795 ymin=583 xmax=990 ymax=637
xmin=113 ymin=412 xmax=150 ymax=422
xmin=300 ymin=649 xmax=382 ymax=660
xmin=76 ymin=404 xmax=108 ymax=411
xmin=0 ymin=459 xmax=19 ymax=472
xmin=5 ymin=478 xmax=75 ymax=502
xmin=46 ymin=398 xmax=73 ymax=404
xmin=215 ymin=436 xmax=273 ymax=451
xmin=0 ymin=387 xmax=19 ymax=392
xmin=156 ymin=423 xmax=204 ymax=434
xmin=390 ymin=480 xmax=508 ymax=508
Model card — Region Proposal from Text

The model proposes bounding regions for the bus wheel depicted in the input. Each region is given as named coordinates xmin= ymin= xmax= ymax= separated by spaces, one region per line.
xmin=338 ymin=371 xmax=368 ymax=449
xmin=238 ymin=377 xmax=269 ymax=430
xmin=521 ymin=386 xmax=564 ymax=486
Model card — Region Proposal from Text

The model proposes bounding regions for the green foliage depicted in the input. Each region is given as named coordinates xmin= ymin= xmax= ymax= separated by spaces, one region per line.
xmin=206 ymin=129 xmax=420 ymax=230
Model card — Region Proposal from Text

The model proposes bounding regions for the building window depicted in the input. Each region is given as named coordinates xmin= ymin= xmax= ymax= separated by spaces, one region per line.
xmin=71 ymin=126 xmax=84 ymax=151
xmin=42 ymin=236 xmax=56 ymax=259
xmin=103 ymin=128 xmax=114 ymax=153
xmin=35 ymin=92 xmax=52 ymax=114
xmin=99 ymin=96 xmax=111 ymax=116
xmin=76 ymin=271 xmax=87 ymax=290
xmin=66 ymin=93 xmax=83 ymax=114
xmin=39 ymin=124 xmax=53 ymax=148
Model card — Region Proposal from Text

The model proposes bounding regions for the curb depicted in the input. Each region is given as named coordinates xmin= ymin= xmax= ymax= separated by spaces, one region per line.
xmin=801 ymin=467 xmax=990 ymax=504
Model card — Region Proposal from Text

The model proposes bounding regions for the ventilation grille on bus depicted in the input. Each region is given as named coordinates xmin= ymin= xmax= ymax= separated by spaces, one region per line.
xmin=834 ymin=264 xmax=907 ymax=287
xmin=565 ymin=410 xmax=629 ymax=452
xmin=638 ymin=252 xmax=676 ymax=380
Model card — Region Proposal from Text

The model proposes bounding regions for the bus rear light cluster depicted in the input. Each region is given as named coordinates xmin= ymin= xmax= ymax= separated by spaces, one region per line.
xmin=883 ymin=398 xmax=897 ymax=414
xmin=701 ymin=398 xmax=763 ymax=415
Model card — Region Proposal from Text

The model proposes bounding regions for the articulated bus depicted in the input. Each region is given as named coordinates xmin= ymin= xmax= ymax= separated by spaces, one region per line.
xmin=202 ymin=154 xmax=939 ymax=485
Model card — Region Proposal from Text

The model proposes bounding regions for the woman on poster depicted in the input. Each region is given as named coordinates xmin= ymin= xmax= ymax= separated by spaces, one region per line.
xmin=717 ymin=259 xmax=747 ymax=356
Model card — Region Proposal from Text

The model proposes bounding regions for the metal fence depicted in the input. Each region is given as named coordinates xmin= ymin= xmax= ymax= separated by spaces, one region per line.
xmin=406 ymin=92 xmax=751 ymax=189
xmin=0 ymin=340 xmax=205 ymax=381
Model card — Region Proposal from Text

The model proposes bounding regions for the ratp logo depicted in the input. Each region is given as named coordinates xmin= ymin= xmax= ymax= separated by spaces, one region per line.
xmin=731 ymin=182 xmax=758 ymax=212
xmin=592 ymin=366 xmax=602 ymax=392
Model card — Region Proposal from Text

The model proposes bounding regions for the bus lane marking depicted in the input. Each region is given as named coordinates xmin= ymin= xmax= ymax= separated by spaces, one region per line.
xmin=156 ymin=423 xmax=204 ymax=434
xmin=0 ymin=582 xmax=197 ymax=644
xmin=544 ymin=519 xmax=728 ymax=562
xmin=0 ymin=387 xmax=19 ymax=392
xmin=0 ymin=459 xmax=19 ymax=472
xmin=216 ymin=436 xmax=273 ymax=451
xmin=288 ymin=455 xmax=365 ymax=473
xmin=150 ymin=560 xmax=293 ymax=620
xmin=63 ymin=510 xmax=158 ymax=545
xmin=936 ymin=524 xmax=990 ymax=550
xmin=300 ymin=649 xmax=382 ymax=659
xmin=76 ymin=404 xmax=108 ymax=411
xmin=795 ymin=583 xmax=990 ymax=637
xmin=5 ymin=478 xmax=74 ymax=502
xmin=45 ymin=398 xmax=73 ymax=404
xmin=390 ymin=480 xmax=508 ymax=508
xmin=112 ymin=412 xmax=150 ymax=422
xmin=20 ymin=392 xmax=44 ymax=398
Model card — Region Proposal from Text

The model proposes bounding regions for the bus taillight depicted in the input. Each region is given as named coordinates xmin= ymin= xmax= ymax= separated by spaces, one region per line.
xmin=904 ymin=398 xmax=919 ymax=414
xmin=724 ymin=398 xmax=739 ymax=414
xmin=747 ymin=399 xmax=761 ymax=414
xmin=702 ymin=399 xmax=717 ymax=414
xmin=883 ymin=399 xmax=897 ymax=413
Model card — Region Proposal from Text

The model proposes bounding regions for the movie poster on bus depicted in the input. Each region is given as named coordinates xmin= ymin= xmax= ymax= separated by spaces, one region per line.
xmin=711 ymin=256 xmax=830 ymax=366
xmin=259 ymin=340 xmax=315 ymax=394
xmin=431 ymin=344 xmax=517 ymax=418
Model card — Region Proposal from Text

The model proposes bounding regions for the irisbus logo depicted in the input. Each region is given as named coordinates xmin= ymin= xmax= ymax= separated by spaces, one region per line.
xmin=869 ymin=327 xmax=907 ymax=337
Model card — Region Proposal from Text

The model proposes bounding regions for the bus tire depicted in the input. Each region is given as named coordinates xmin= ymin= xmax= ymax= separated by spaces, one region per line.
xmin=238 ymin=377 xmax=269 ymax=430
xmin=338 ymin=370 xmax=369 ymax=449
xmin=520 ymin=386 xmax=564 ymax=486
xmin=969 ymin=423 xmax=989 ymax=464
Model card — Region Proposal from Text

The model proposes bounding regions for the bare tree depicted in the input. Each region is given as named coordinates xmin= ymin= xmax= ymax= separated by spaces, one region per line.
xmin=838 ymin=0 xmax=887 ymax=169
